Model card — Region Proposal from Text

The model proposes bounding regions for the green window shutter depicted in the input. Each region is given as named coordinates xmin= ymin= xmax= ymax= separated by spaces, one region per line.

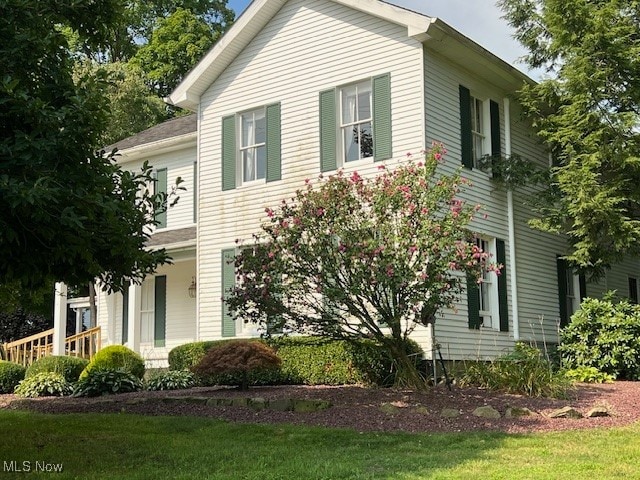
xmin=459 ymin=85 xmax=473 ymax=169
xmin=319 ymin=89 xmax=337 ymax=172
xmin=122 ymin=289 xmax=128 ymax=344
xmin=154 ymin=275 xmax=167 ymax=347
xmin=579 ymin=273 xmax=587 ymax=301
xmin=193 ymin=161 xmax=197 ymax=223
xmin=629 ymin=277 xmax=638 ymax=304
xmin=496 ymin=239 xmax=509 ymax=332
xmin=221 ymin=248 xmax=237 ymax=337
xmin=155 ymin=168 xmax=167 ymax=228
xmin=490 ymin=100 xmax=501 ymax=179
xmin=556 ymin=256 xmax=569 ymax=327
xmin=266 ymin=103 xmax=282 ymax=182
xmin=467 ymin=274 xmax=481 ymax=329
xmin=372 ymin=73 xmax=392 ymax=162
xmin=222 ymin=115 xmax=236 ymax=191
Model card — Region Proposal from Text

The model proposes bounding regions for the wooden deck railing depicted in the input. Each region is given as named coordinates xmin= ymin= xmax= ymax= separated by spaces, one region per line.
xmin=2 ymin=327 xmax=101 ymax=367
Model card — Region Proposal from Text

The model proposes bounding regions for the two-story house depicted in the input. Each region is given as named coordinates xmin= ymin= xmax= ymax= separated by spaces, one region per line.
xmin=50 ymin=0 xmax=639 ymax=367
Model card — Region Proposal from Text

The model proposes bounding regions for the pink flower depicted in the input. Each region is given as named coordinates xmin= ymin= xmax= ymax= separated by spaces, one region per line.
xmin=350 ymin=171 xmax=362 ymax=183
xmin=377 ymin=164 xmax=386 ymax=170
xmin=434 ymin=152 xmax=442 ymax=161
xmin=316 ymin=208 xmax=325 ymax=217
xmin=265 ymin=207 xmax=274 ymax=218
xmin=304 ymin=178 xmax=310 ymax=184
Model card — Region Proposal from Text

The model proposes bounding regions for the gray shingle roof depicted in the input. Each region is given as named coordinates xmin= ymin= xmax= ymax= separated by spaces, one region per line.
xmin=146 ymin=227 xmax=196 ymax=247
xmin=107 ymin=114 xmax=197 ymax=152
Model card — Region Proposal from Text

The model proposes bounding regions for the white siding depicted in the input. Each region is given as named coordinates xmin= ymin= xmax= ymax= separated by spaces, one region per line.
xmin=197 ymin=0 xmax=424 ymax=340
xmin=120 ymin=145 xmax=197 ymax=232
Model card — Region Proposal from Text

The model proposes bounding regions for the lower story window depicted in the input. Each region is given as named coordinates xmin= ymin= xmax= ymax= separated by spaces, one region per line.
xmin=476 ymin=237 xmax=499 ymax=329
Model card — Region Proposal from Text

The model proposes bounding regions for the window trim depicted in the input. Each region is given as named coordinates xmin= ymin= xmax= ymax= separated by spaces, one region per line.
xmin=338 ymin=79 xmax=373 ymax=165
xmin=475 ymin=237 xmax=500 ymax=330
xmin=237 ymin=106 xmax=267 ymax=186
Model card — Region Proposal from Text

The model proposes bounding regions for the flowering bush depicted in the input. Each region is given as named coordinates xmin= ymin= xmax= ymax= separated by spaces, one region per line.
xmin=227 ymin=144 xmax=496 ymax=389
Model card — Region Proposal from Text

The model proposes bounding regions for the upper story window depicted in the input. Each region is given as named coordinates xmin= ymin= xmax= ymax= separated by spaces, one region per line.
xmin=240 ymin=108 xmax=267 ymax=182
xmin=319 ymin=73 xmax=392 ymax=172
xmin=340 ymin=81 xmax=373 ymax=162
xmin=459 ymin=85 xmax=501 ymax=173
xmin=221 ymin=103 xmax=281 ymax=191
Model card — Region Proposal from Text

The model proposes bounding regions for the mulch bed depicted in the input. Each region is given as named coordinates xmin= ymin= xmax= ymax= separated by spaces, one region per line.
xmin=1 ymin=382 xmax=638 ymax=434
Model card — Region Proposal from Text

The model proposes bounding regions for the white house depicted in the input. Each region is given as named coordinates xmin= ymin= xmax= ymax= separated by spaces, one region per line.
xmin=51 ymin=0 xmax=639 ymax=367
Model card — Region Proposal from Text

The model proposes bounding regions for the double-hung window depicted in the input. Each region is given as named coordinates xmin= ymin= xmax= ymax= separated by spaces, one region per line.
xmin=319 ymin=73 xmax=392 ymax=172
xmin=240 ymin=108 xmax=267 ymax=183
xmin=221 ymin=103 xmax=281 ymax=191
xmin=340 ymin=81 xmax=373 ymax=162
xmin=468 ymin=236 xmax=509 ymax=332
xmin=555 ymin=257 xmax=587 ymax=327
xmin=459 ymin=85 xmax=501 ymax=173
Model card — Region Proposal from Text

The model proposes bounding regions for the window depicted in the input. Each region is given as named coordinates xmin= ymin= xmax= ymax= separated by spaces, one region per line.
xmin=556 ymin=257 xmax=586 ymax=327
xmin=459 ymin=85 xmax=501 ymax=172
xmin=221 ymin=103 xmax=281 ymax=191
xmin=629 ymin=277 xmax=638 ymax=304
xmin=240 ymin=108 xmax=267 ymax=182
xmin=468 ymin=237 xmax=509 ymax=332
xmin=340 ymin=81 xmax=373 ymax=162
xmin=320 ymin=73 xmax=392 ymax=172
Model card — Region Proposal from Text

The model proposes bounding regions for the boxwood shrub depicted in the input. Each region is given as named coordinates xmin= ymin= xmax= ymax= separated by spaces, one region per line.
xmin=560 ymin=296 xmax=640 ymax=380
xmin=81 ymin=345 xmax=145 ymax=379
xmin=170 ymin=336 xmax=423 ymax=387
xmin=26 ymin=355 xmax=89 ymax=382
xmin=0 ymin=361 xmax=26 ymax=393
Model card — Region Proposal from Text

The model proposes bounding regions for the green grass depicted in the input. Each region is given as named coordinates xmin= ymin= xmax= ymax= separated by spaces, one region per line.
xmin=0 ymin=410 xmax=639 ymax=479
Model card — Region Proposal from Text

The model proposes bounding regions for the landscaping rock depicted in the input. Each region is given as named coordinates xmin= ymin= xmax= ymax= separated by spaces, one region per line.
xmin=292 ymin=399 xmax=332 ymax=413
xmin=413 ymin=406 xmax=429 ymax=415
xmin=124 ymin=398 xmax=148 ymax=405
xmin=379 ymin=403 xmax=400 ymax=415
xmin=548 ymin=406 xmax=583 ymax=419
xmin=440 ymin=408 xmax=460 ymax=418
xmin=505 ymin=407 xmax=535 ymax=418
xmin=267 ymin=399 xmax=293 ymax=412
xmin=231 ymin=397 xmax=249 ymax=408
xmin=472 ymin=406 xmax=501 ymax=419
xmin=181 ymin=396 xmax=209 ymax=405
xmin=586 ymin=406 xmax=610 ymax=418
xmin=249 ymin=397 xmax=267 ymax=410
xmin=206 ymin=398 xmax=233 ymax=407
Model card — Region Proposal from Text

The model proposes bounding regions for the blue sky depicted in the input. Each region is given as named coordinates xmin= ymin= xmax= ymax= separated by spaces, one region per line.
xmin=226 ymin=0 xmax=537 ymax=78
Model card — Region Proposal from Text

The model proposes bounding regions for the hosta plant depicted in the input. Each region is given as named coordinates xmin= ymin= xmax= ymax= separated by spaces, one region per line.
xmin=14 ymin=372 xmax=73 ymax=398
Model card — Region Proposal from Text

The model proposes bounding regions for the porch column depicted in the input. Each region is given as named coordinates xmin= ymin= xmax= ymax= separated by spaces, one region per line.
xmin=127 ymin=283 xmax=142 ymax=354
xmin=52 ymin=282 xmax=68 ymax=355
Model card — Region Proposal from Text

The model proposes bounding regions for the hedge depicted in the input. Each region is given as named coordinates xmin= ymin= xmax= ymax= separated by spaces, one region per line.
xmin=26 ymin=355 xmax=89 ymax=383
xmin=0 ymin=361 xmax=26 ymax=393
xmin=169 ymin=336 xmax=423 ymax=387
xmin=81 ymin=345 xmax=145 ymax=379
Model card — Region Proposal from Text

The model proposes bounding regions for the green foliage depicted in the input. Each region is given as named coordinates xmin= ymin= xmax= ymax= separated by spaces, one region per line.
xmin=26 ymin=356 xmax=89 ymax=383
xmin=564 ymin=366 xmax=615 ymax=384
xmin=131 ymin=8 xmax=220 ymax=97
xmin=499 ymin=0 xmax=640 ymax=275
xmin=0 ymin=361 xmax=25 ymax=394
xmin=82 ymin=346 xmax=145 ymax=380
xmin=227 ymin=145 xmax=492 ymax=389
xmin=171 ymin=337 xmax=423 ymax=387
xmin=0 ymin=1 xmax=182 ymax=292
xmin=73 ymin=368 xmax=143 ymax=397
xmin=460 ymin=343 xmax=572 ymax=398
xmin=559 ymin=296 xmax=640 ymax=380
xmin=14 ymin=372 xmax=72 ymax=398
xmin=145 ymin=370 xmax=196 ymax=391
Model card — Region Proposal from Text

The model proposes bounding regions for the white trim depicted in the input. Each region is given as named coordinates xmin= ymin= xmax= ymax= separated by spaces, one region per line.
xmin=113 ymin=132 xmax=197 ymax=165
xmin=504 ymin=97 xmax=519 ymax=340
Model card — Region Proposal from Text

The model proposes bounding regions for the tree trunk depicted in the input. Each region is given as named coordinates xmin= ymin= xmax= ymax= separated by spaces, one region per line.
xmin=388 ymin=341 xmax=427 ymax=391
xmin=88 ymin=282 xmax=97 ymax=328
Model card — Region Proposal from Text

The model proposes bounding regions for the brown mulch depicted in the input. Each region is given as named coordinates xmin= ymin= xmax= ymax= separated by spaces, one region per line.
xmin=1 ymin=382 xmax=638 ymax=434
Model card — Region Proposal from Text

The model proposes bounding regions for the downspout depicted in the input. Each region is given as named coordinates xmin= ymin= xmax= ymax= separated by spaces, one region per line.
xmin=504 ymin=98 xmax=520 ymax=341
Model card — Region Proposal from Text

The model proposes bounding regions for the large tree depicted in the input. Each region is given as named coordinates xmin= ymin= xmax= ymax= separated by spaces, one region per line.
xmin=227 ymin=146 xmax=497 ymax=389
xmin=0 ymin=1 xmax=180 ymax=293
xmin=499 ymin=0 xmax=640 ymax=276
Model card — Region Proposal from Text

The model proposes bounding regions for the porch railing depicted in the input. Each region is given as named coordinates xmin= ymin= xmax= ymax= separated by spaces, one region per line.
xmin=2 ymin=327 xmax=101 ymax=367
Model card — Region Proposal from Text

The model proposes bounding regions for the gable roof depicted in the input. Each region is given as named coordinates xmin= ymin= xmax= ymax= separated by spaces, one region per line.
xmin=168 ymin=0 xmax=432 ymax=110
xmin=106 ymin=114 xmax=197 ymax=152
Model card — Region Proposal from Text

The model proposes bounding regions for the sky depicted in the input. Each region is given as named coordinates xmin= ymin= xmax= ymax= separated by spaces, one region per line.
xmin=226 ymin=0 xmax=538 ymax=79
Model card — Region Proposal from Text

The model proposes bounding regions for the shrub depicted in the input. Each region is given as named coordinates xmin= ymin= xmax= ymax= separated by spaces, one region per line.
xmin=564 ymin=366 xmax=615 ymax=384
xmin=146 ymin=370 xmax=196 ymax=391
xmin=192 ymin=340 xmax=282 ymax=390
xmin=26 ymin=355 xmax=89 ymax=382
xmin=460 ymin=343 xmax=572 ymax=398
xmin=0 ymin=361 xmax=26 ymax=393
xmin=73 ymin=368 xmax=143 ymax=397
xmin=560 ymin=296 xmax=640 ymax=380
xmin=81 ymin=345 xmax=145 ymax=379
xmin=172 ymin=336 xmax=424 ymax=387
xmin=14 ymin=372 xmax=72 ymax=398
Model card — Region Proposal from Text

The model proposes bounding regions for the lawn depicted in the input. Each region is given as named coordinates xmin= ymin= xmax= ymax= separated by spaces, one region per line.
xmin=0 ymin=410 xmax=638 ymax=479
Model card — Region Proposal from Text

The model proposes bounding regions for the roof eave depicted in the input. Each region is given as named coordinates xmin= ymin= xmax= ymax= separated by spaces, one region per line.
xmin=114 ymin=132 xmax=197 ymax=164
